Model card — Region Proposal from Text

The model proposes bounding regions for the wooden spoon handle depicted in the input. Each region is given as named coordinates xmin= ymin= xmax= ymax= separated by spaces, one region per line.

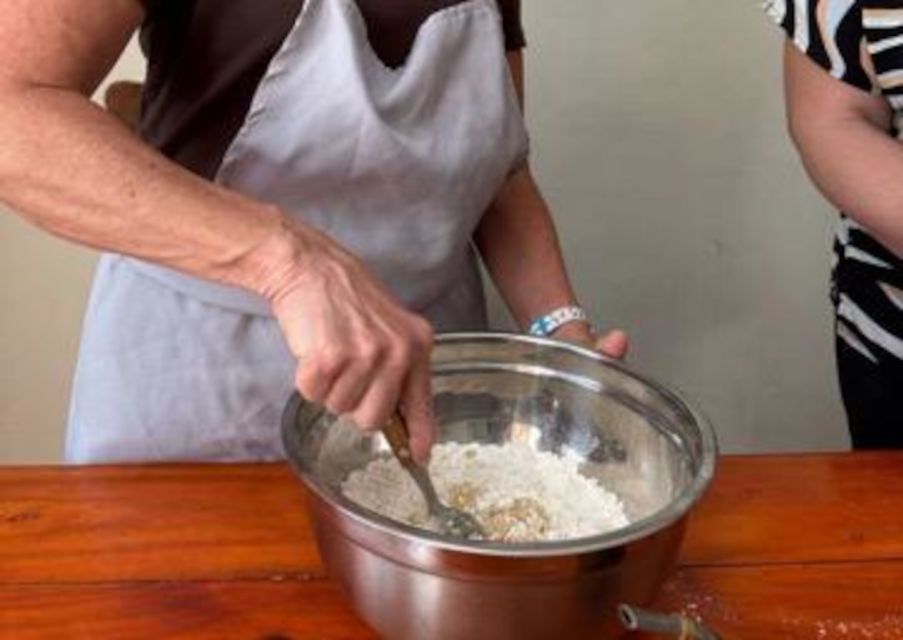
xmin=382 ymin=413 xmax=444 ymax=507
xmin=383 ymin=413 xmax=415 ymax=466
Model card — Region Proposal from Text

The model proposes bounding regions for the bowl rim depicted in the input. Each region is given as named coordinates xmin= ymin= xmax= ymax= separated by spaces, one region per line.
xmin=282 ymin=331 xmax=719 ymax=558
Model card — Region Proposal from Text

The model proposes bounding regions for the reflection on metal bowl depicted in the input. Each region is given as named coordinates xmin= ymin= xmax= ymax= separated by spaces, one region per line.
xmin=282 ymin=333 xmax=717 ymax=640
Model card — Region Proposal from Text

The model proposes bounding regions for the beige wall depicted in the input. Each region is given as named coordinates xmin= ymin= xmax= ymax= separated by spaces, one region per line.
xmin=510 ymin=0 xmax=848 ymax=452
xmin=0 ymin=1 xmax=849 ymax=464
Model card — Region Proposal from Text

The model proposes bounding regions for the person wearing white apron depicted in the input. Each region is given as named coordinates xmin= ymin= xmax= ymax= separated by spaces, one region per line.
xmin=0 ymin=0 xmax=628 ymax=463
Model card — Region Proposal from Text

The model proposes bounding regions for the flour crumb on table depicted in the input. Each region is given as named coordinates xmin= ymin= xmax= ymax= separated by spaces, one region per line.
xmin=341 ymin=442 xmax=629 ymax=542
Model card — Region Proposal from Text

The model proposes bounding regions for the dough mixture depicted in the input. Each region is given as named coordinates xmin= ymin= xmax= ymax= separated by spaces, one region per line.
xmin=341 ymin=441 xmax=629 ymax=542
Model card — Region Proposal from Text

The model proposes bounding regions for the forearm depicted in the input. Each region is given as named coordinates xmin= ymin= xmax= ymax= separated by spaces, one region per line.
xmin=791 ymin=113 xmax=903 ymax=258
xmin=0 ymin=0 xmax=444 ymax=453
xmin=0 ymin=84 xmax=321 ymax=299
xmin=475 ymin=167 xmax=580 ymax=329
xmin=783 ymin=43 xmax=903 ymax=257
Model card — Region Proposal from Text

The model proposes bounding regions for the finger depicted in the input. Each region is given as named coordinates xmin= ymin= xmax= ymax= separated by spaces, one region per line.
xmin=294 ymin=350 xmax=346 ymax=405
xmin=323 ymin=368 xmax=374 ymax=417
xmin=347 ymin=341 xmax=409 ymax=431
xmin=349 ymin=385 xmax=399 ymax=432
xmin=348 ymin=318 xmax=431 ymax=434
xmin=400 ymin=356 xmax=437 ymax=465
xmin=321 ymin=341 xmax=385 ymax=415
xmin=595 ymin=329 xmax=630 ymax=360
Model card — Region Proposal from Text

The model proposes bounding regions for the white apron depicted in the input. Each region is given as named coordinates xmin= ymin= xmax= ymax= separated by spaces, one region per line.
xmin=66 ymin=0 xmax=528 ymax=463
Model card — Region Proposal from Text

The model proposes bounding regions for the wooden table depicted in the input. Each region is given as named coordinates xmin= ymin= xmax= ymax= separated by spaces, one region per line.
xmin=2 ymin=453 xmax=903 ymax=639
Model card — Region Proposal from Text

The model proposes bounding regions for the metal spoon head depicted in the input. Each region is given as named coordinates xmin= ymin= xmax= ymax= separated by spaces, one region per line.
xmin=436 ymin=505 xmax=486 ymax=540
xmin=382 ymin=413 xmax=486 ymax=540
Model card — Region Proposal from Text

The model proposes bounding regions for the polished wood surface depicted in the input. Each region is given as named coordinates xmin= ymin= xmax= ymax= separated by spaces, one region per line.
xmin=2 ymin=453 xmax=902 ymax=638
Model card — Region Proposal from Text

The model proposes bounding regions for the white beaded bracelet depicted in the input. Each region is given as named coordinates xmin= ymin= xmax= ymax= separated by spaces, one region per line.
xmin=528 ymin=305 xmax=591 ymax=338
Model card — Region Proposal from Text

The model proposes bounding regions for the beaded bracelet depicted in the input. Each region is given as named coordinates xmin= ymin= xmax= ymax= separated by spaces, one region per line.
xmin=527 ymin=305 xmax=590 ymax=338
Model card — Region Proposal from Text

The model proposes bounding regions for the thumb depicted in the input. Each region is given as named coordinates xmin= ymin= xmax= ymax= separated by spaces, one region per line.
xmin=595 ymin=329 xmax=630 ymax=360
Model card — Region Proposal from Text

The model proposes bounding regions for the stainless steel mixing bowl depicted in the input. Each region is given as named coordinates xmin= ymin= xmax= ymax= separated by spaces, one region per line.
xmin=282 ymin=333 xmax=717 ymax=640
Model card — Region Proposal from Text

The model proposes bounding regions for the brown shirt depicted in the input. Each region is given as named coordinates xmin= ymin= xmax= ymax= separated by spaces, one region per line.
xmin=139 ymin=0 xmax=525 ymax=180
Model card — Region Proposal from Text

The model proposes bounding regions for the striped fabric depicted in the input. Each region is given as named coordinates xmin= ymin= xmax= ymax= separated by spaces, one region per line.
xmin=766 ymin=0 xmax=903 ymax=369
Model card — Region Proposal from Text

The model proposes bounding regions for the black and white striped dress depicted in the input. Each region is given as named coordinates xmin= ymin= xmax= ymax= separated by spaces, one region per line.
xmin=766 ymin=0 xmax=903 ymax=444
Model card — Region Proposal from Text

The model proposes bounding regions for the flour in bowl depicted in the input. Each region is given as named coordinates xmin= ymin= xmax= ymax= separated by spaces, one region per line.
xmin=341 ymin=442 xmax=629 ymax=542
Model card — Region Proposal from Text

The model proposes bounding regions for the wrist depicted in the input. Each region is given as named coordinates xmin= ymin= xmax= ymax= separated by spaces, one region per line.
xmin=228 ymin=211 xmax=322 ymax=304
xmin=550 ymin=320 xmax=595 ymax=346
xmin=527 ymin=304 xmax=592 ymax=339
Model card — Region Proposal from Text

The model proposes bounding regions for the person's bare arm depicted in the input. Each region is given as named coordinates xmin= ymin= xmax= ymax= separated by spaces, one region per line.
xmin=785 ymin=42 xmax=903 ymax=257
xmin=0 ymin=0 xmax=436 ymax=459
xmin=0 ymin=0 xmax=291 ymax=287
xmin=475 ymin=52 xmax=628 ymax=357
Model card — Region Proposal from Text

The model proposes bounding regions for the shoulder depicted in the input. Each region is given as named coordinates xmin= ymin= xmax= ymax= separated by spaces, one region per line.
xmin=766 ymin=0 xmax=874 ymax=92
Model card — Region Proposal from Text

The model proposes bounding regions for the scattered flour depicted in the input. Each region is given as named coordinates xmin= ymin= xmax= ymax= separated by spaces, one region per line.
xmin=341 ymin=441 xmax=629 ymax=542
